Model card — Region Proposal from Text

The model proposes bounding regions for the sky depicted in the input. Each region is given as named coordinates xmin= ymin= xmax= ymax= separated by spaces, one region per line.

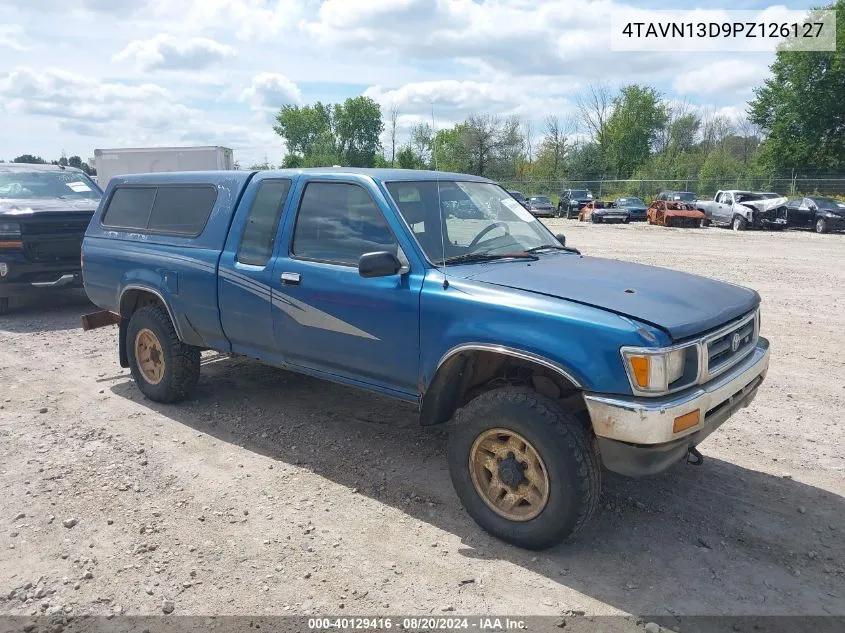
xmin=0 ymin=0 xmax=820 ymax=166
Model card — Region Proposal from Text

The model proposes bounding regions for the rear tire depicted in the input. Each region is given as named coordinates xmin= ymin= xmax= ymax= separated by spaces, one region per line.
xmin=447 ymin=388 xmax=601 ymax=550
xmin=126 ymin=305 xmax=200 ymax=403
xmin=815 ymin=217 xmax=828 ymax=234
xmin=732 ymin=215 xmax=747 ymax=231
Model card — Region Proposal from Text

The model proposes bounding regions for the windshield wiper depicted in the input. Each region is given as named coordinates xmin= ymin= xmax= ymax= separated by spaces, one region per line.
xmin=523 ymin=244 xmax=582 ymax=255
xmin=442 ymin=252 xmax=538 ymax=265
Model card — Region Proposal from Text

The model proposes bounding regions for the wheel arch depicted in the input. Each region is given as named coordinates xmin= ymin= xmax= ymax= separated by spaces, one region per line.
xmin=117 ymin=285 xmax=183 ymax=367
xmin=420 ymin=344 xmax=587 ymax=428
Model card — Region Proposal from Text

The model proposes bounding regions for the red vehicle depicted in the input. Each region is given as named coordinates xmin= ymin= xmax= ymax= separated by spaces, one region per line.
xmin=647 ymin=200 xmax=705 ymax=228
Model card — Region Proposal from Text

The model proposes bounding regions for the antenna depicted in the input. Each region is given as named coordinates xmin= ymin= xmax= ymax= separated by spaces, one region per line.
xmin=431 ymin=101 xmax=438 ymax=171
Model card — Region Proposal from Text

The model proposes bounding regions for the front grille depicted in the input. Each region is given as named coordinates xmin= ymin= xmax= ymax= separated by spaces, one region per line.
xmin=756 ymin=206 xmax=788 ymax=221
xmin=20 ymin=213 xmax=92 ymax=263
xmin=25 ymin=238 xmax=84 ymax=262
xmin=705 ymin=312 xmax=757 ymax=378
xmin=20 ymin=218 xmax=91 ymax=236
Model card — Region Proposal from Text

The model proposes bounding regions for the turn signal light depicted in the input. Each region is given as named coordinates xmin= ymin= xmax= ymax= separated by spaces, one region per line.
xmin=0 ymin=240 xmax=23 ymax=249
xmin=673 ymin=410 xmax=701 ymax=433
xmin=629 ymin=356 xmax=650 ymax=387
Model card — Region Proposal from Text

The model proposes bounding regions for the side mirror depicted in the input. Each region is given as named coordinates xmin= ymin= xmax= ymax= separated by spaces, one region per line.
xmin=359 ymin=251 xmax=403 ymax=278
xmin=555 ymin=233 xmax=567 ymax=246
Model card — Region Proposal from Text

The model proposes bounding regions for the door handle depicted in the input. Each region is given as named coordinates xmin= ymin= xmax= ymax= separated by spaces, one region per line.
xmin=280 ymin=272 xmax=301 ymax=285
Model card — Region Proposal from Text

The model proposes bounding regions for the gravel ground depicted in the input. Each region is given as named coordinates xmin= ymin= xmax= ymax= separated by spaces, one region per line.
xmin=0 ymin=221 xmax=843 ymax=626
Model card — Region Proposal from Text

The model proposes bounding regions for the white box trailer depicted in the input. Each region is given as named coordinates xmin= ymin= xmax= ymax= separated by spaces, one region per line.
xmin=93 ymin=146 xmax=235 ymax=188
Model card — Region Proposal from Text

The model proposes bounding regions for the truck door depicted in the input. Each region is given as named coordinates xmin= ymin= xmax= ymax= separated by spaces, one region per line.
xmin=269 ymin=178 xmax=422 ymax=397
xmin=715 ymin=192 xmax=731 ymax=224
xmin=218 ymin=176 xmax=295 ymax=360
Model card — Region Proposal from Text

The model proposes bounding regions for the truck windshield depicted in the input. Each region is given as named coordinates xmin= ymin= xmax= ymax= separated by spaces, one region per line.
xmin=386 ymin=180 xmax=561 ymax=266
xmin=0 ymin=170 xmax=101 ymax=200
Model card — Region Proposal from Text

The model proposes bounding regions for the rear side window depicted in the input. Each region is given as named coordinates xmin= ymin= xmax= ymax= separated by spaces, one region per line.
xmin=103 ymin=185 xmax=218 ymax=235
xmin=102 ymin=187 xmax=156 ymax=230
xmin=147 ymin=186 xmax=218 ymax=235
xmin=237 ymin=179 xmax=292 ymax=266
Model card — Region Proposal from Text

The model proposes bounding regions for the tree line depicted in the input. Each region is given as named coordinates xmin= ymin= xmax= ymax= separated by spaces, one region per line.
xmin=272 ymin=0 xmax=843 ymax=195
xmin=1 ymin=154 xmax=97 ymax=176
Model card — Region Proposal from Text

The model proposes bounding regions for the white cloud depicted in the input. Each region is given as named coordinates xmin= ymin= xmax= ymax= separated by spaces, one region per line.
xmin=0 ymin=25 xmax=27 ymax=51
xmin=240 ymin=73 xmax=302 ymax=115
xmin=673 ymin=60 xmax=771 ymax=96
xmin=0 ymin=0 xmax=778 ymax=166
xmin=0 ymin=66 xmax=275 ymax=154
xmin=114 ymin=34 xmax=236 ymax=71
xmin=304 ymin=0 xmax=681 ymax=79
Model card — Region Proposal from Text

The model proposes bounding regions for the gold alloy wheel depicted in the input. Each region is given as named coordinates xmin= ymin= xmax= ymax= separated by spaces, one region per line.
xmin=135 ymin=328 xmax=165 ymax=385
xmin=469 ymin=428 xmax=551 ymax=521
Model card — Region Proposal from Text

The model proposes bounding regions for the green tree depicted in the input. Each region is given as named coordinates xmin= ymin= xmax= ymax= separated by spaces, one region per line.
xmin=13 ymin=154 xmax=46 ymax=164
xmin=410 ymin=123 xmax=434 ymax=168
xmin=604 ymin=85 xmax=667 ymax=178
xmin=566 ymin=142 xmax=604 ymax=181
xmin=396 ymin=145 xmax=423 ymax=170
xmin=333 ymin=96 xmax=384 ymax=167
xmin=698 ymin=146 xmax=746 ymax=195
xmin=433 ymin=124 xmax=471 ymax=173
xmin=273 ymin=96 xmax=383 ymax=168
xmin=274 ymin=102 xmax=333 ymax=160
xmin=749 ymin=0 xmax=845 ymax=170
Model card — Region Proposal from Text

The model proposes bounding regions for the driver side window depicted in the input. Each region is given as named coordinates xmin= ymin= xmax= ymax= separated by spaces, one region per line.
xmin=291 ymin=182 xmax=398 ymax=266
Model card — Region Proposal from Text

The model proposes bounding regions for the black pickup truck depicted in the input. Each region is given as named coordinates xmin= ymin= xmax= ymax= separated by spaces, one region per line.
xmin=0 ymin=164 xmax=102 ymax=314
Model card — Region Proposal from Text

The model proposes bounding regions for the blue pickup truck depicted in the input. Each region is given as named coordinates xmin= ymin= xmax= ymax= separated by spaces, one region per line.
xmin=81 ymin=168 xmax=770 ymax=549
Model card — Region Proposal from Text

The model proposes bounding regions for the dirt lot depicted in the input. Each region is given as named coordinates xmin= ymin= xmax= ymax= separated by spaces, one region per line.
xmin=0 ymin=221 xmax=843 ymax=626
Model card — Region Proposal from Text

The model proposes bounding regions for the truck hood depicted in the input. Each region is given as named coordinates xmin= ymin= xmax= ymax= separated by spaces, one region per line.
xmin=452 ymin=255 xmax=759 ymax=340
xmin=0 ymin=198 xmax=99 ymax=216
xmin=738 ymin=197 xmax=788 ymax=213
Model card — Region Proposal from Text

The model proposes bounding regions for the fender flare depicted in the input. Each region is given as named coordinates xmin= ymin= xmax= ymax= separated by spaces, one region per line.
xmin=420 ymin=343 xmax=585 ymax=426
xmin=118 ymin=284 xmax=184 ymax=341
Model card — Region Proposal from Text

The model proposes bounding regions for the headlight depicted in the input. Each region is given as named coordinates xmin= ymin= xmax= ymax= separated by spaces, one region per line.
xmin=823 ymin=211 xmax=839 ymax=218
xmin=622 ymin=345 xmax=692 ymax=394
xmin=0 ymin=221 xmax=21 ymax=239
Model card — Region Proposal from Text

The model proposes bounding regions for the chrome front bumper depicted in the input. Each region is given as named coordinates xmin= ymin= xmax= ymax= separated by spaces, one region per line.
xmin=585 ymin=337 xmax=770 ymax=446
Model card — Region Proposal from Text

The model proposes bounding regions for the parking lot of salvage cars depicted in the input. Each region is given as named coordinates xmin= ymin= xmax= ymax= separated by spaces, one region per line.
xmin=0 ymin=220 xmax=842 ymax=620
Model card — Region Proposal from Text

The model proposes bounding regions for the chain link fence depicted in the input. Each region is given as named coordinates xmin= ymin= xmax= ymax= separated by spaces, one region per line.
xmin=499 ymin=176 xmax=845 ymax=201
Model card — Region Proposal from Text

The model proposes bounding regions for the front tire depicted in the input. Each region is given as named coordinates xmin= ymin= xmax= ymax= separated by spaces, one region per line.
xmin=815 ymin=217 xmax=828 ymax=234
xmin=447 ymin=388 xmax=601 ymax=550
xmin=732 ymin=215 xmax=747 ymax=231
xmin=126 ymin=305 xmax=200 ymax=403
